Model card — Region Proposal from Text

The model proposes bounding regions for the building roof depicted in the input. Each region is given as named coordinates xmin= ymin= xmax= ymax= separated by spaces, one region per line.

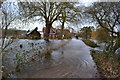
xmin=26 ymin=27 xmax=39 ymax=35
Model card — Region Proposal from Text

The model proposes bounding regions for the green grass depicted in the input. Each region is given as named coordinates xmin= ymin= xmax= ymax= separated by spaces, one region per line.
xmin=82 ymin=39 xmax=100 ymax=48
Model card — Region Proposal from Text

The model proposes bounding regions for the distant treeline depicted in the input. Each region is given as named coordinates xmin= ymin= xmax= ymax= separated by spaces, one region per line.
xmin=1 ymin=29 xmax=27 ymax=38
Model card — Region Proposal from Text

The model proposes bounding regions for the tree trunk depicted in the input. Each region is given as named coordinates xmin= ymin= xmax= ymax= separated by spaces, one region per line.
xmin=111 ymin=28 xmax=114 ymax=46
xmin=117 ymin=32 xmax=120 ymax=37
xmin=44 ymin=21 xmax=52 ymax=41
xmin=0 ymin=1 xmax=3 ymax=8
xmin=1 ymin=13 xmax=7 ymax=49
xmin=61 ymin=20 xmax=65 ymax=39
xmin=86 ymin=29 xmax=88 ymax=40
xmin=110 ymin=27 xmax=114 ymax=52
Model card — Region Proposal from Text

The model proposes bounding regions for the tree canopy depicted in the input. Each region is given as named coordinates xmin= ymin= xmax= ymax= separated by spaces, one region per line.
xmin=85 ymin=2 xmax=120 ymax=37
xmin=18 ymin=1 xmax=81 ymax=40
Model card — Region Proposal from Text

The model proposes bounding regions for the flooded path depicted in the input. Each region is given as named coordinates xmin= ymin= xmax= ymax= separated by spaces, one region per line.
xmin=15 ymin=39 xmax=99 ymax=78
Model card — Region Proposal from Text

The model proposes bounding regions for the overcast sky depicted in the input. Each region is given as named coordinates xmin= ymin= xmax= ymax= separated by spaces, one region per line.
xmin=1 ymin=0 xmax=98 ymax=31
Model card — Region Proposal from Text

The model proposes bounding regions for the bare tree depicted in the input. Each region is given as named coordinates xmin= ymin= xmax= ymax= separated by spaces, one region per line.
xmin=18 ymin=1 xmax=64 ymax=41
xmin=58 ymin=2 xmax=81 ymax=39
xmin=84 ymin=2 xmax=120 ymax=52
xmin=18 ymin=1 xmax=80 ymax=41
xmin=1 ymin=2 xmax=17 ymax=50
xmin=85 ymin=2 xmax=120 ymax=37
xmin=80 ymin=26 xmax=93 ymax=39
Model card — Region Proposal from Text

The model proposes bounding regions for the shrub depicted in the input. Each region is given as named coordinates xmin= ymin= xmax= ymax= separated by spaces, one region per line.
xmin=63 ymin=34 xmax=72 ymax=39
xmin=91 ymin=28 xmax=110 ymax=42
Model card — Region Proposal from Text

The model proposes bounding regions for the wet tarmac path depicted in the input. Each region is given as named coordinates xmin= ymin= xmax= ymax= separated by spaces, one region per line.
xmin=15 ymin=39 xmax=100 ymax=78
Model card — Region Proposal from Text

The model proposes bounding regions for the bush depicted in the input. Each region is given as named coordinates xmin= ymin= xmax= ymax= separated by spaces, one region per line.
xmin=91 ymin=28 xmax=110 ymax=42
xmin=63 ymin=36 xmax=71 ymax=39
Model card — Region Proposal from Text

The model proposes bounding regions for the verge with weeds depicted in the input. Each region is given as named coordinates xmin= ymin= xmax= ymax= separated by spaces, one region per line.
xmin=91 ymin=50 xmax=120 ymax=78
xmin=83 ymin=39 xmax=120 ymax=78
xmin=83 ymin=40 xmax=120 ymax=78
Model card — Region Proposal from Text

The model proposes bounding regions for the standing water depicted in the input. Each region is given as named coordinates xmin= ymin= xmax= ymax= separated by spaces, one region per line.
xmin=12 ymin=39 xmax=100 ymax=78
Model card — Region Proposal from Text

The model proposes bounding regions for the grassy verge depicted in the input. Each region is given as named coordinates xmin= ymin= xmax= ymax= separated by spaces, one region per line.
xmin=91 ymin=50 xmax=120 ymax=78
xmin=82 ymin=39 xmax=100 ymax=48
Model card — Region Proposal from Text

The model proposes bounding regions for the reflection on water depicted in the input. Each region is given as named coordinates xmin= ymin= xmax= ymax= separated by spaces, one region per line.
xmin=2 ymin=39 xmax=67 ymax=78
xmin=12 ymin=39 xmax=100 ymax=78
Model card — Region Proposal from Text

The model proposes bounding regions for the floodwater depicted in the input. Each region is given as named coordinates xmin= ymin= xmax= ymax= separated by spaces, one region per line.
xmin=13 ymin=39 xmax=100 ymax=78
xmin=2 ymin=39 xmax=66 ymax=76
